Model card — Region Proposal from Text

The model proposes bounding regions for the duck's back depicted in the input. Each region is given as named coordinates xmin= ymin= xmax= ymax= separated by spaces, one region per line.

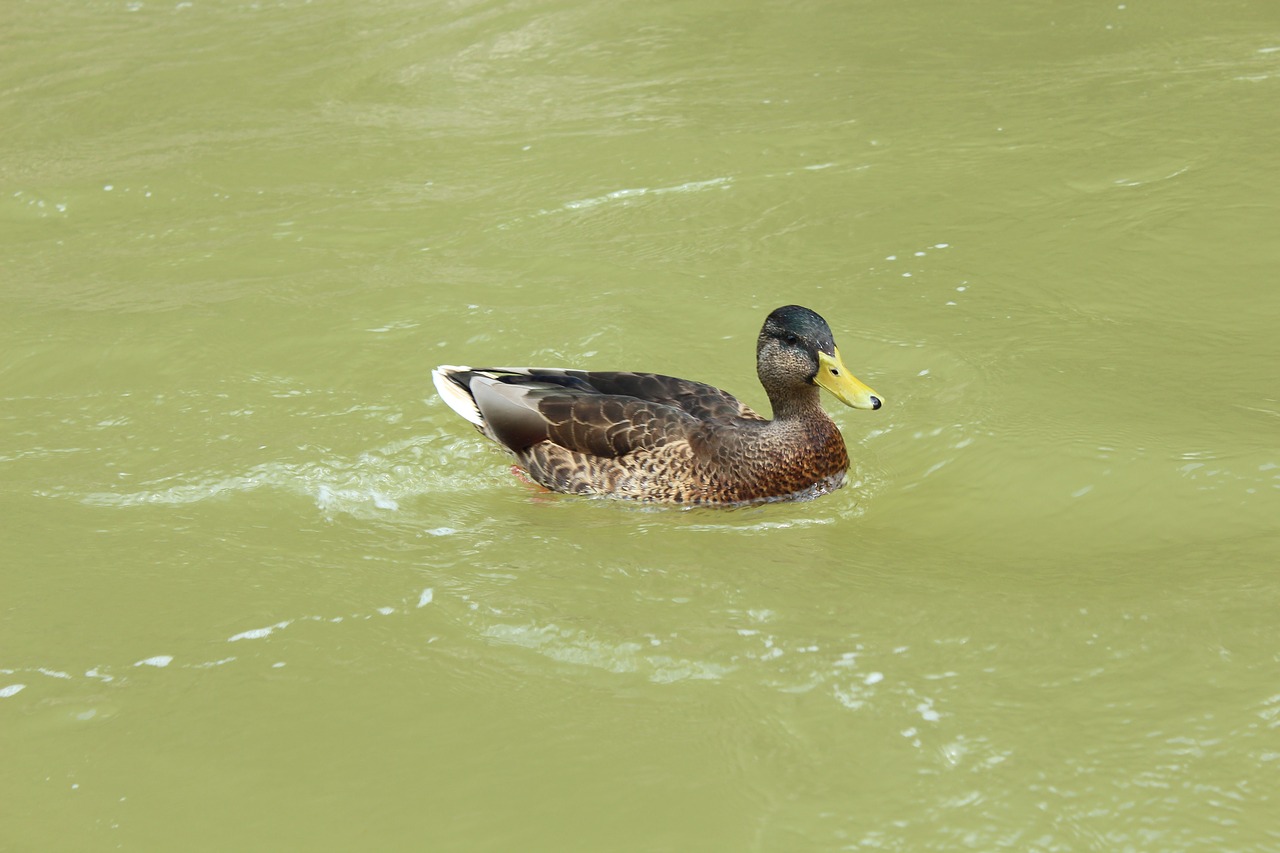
xmin=514 ymin=369 xmax=766 ymax=423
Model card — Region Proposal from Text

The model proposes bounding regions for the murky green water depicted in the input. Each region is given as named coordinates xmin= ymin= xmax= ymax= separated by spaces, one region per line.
xmin=4 ymin=0 xmax=1278 ymax=849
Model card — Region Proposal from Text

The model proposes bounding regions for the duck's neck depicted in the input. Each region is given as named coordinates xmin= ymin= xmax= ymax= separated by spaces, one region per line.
xmin=767 ymin=384 xmax=829 ymax=423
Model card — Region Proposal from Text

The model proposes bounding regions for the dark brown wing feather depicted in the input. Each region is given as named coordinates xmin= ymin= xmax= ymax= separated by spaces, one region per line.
xmin=459 ymin=368 xmax=718 ymax=459
xmin=537 ymin=394 xmax=700 ymax=458
xmin=540 ymin=370 xmax=763 ymax=422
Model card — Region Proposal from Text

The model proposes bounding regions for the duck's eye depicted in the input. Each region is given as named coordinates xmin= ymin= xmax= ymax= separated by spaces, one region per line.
xmin=784 ymin=334 xmax=799 ymax=346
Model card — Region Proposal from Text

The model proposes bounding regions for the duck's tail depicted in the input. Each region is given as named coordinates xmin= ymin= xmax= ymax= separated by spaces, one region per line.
xmin=431 ymin=365 xmax=484 ymax=426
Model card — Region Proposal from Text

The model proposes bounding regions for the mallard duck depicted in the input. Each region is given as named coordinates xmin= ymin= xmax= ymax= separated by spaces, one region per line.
xmin=432 ymin=305 xmax=883 ymax=506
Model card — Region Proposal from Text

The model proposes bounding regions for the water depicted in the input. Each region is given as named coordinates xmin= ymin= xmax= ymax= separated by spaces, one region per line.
xmin=3 ymin=0 xmax=1279 ymax=849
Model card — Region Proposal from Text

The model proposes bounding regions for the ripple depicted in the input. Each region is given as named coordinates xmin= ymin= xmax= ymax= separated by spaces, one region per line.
xmin=482 ymin=621 xmax=735 ymax=683
xmin=71 ymin=434 xmax=487 ymax=518
xmin=0 ymin=586 xmax=441 ymax=706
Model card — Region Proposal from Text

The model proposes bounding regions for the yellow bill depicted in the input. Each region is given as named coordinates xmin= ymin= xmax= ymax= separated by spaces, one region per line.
xmin=815 ymin=348 xmax=883 ymax=410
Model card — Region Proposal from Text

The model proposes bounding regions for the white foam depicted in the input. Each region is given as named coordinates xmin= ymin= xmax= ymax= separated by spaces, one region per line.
xmin=228 ymin=620 xmax=292 ymax=642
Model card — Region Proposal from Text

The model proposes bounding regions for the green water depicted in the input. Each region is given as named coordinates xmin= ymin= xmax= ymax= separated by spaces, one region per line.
xmin=3 ymin=0 xmax=1279 ymax=849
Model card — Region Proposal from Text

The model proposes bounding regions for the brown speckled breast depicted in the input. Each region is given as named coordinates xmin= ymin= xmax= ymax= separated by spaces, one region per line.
xmin=515 ymin=412 xmax=850 ymax=506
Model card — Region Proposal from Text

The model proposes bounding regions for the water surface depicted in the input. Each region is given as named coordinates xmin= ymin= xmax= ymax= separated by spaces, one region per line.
xmin=3 ymin=0 xmax=1279 ymax=849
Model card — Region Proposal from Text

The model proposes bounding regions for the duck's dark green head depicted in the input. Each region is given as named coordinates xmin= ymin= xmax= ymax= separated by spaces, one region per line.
xmin=757 ymin=305 xmax=883 ymax=410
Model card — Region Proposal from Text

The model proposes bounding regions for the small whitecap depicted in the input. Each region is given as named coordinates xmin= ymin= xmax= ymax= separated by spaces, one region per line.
xmin=229 ymin=620 xmax=290 ymax=642
xmin=134 ymin=656 xmax=173 ymax=668
xmin=377 ymin=606 xmax=395 ymax=616
xmin=0 ymin=684 xmax=26 ymax=698
xmin=417 ymin=588 xmax=435 ymax=607
xmin=864 ymin=671 xmax=884 ymax=685
xmin=194 ymin=657 xmax=235 ymax=669
xmin=941 ymin=741 xmax=967 ymax=765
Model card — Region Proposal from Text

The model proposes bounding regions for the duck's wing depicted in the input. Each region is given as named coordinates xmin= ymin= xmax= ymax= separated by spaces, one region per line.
xmin=433 ymin=366 xmax=713 ymax=458
xmin=485 ymin=368 xmax=764 ymax=422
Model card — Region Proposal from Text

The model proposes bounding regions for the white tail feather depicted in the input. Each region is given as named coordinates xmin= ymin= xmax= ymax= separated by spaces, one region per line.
xmin=432 ymin=365 xmax=484 ymax=426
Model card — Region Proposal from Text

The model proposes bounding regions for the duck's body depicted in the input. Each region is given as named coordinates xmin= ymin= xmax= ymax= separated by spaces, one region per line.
xmin=433 ymin=305 xmax=883 ymax=506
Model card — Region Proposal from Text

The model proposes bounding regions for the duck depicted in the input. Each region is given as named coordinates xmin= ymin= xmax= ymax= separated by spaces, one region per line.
xmin=432 ymin=304 xmax=883 ymax=506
